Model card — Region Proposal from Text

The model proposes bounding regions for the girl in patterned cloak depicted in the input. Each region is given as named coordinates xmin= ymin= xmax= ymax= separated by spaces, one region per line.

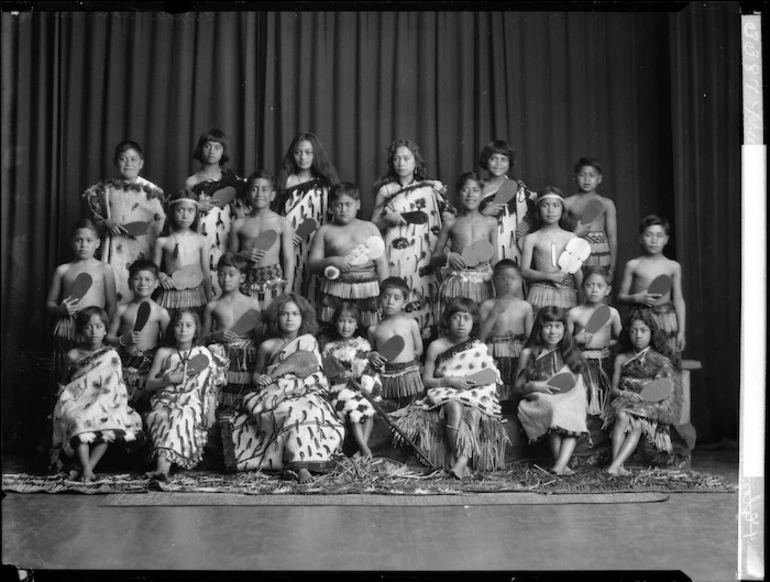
xmin=478 ymin=139 xmax=537 ymax=275
xmin=371 ymin=139 xmax=455 ymax=340
xmin=220 ymin=294 xmax=344 ymax=483
xmin=515 ymin=306 xmax=590 ymax=475
xmin=321 ymin=302 xmax=383 ymax=459
xmin=184 ymin=128 xmax=247 ymax=299
xmin=143 ymin=309 xmax=228 ymax=480
xmin=390 ymin=298 xmax=508 ymax=478
xmin=273 ymin=132 xmax=340 ymax=300
xmin=51 ymin=307 xmax=143 ymax=482
xmin=82 ymin=140 xmax=166 ymax=305
xmin=602 ymin=308 xmax=682 ymax=476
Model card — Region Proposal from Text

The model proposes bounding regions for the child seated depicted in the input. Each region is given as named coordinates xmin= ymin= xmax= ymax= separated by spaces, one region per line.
xmin=106 ymin=259 xmax=170 ymax=413
xmin=618 ymin=215 xmax=686 ymax=367
xmin=322 ymin=302 xmax=383 ymax=458
xmin=479 ymin=260 xmax=533 ymax=402
xmin=367 ymin=277 xmax=424 ymax=409
xmin=51 ymin=307 xmax=143 ymax=481
xmin=143 ymin=308 xmax=228 ymax=480
xmin=201 ymin=253 xmax=263 ymax=409
xmin=520 ymin=187 xmax=583 ymax=316
xmin=515 ymin=306 xmax=589 ymax=475
xmin=45 ymin=219 xmax=117 ymax=381
xmin=567 ymin=267 xmax=622 ymax=415
xmin=309 ymin=181 xmax=389 ymax=330
xmin=391 ymin=297 xmax=508 ymax=478
xmin=602 ymin=308 xmax=683 ymax=475
xmin=431 ymin=172 xmax=498 ymax=318
xmin=229 ymin=170 xmax=295 ymax=309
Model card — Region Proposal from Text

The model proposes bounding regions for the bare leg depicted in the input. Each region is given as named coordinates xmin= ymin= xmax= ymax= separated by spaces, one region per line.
xmin=608 ymin=426 xmax=643 ymax=475
xmin=445 ymin=402 xmax=471 ymax=478
xmin=350 ymin=421 xmax=372 ymax=459
xmin=88 ymin=443 xmax=109 ymax=476
xmin=362 ymin=417 xmax=374 ymax=446
xmin=611 ymin=411 xmax=631 ymax=460
xmin=76 ymin=443 xmax=94 ymax=482
xmin=552 ymin=435 xmax=577 ymax=475
xmin=548 ymin=431 xmax=562 ymax=461
xmin=145 ymin=454 xmax=171 ymax=480
xmin=296 ymin=468 xmax=313 ymax=484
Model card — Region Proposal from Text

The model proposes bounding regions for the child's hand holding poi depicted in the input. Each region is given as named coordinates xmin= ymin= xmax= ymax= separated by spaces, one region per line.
xmin=249 ymin=248 xmax=267 ymax=265
xmin=60 ymin=296 xmax=80 ymax=317
xmin=446 ymin=252 xmax=466 ymax=270
xmin=102 ymin=219 xmax=128 ymax=237
xmin=636 ymin=289 xmax=662 ymax=307
xmin=443 ymin=376 xmax=472 ymax=391
xmin=330 ymin=256 xmax=353 ymax=274
xmin=254 ymin=373 xmax=273 ymax=387
xmin=368 ymin=351 xmax=387 ymax=369
xmin=481 ymin=203 xmax=506 ymax=217
xmin=526 ymin=381 xmax=555 ymax=395
xmin=211 ymin=329 xmax=239 ymax=344
xmin=164 ymin=369 xmax=185 ymax=385
xmin=159 ymin=272 xmax=175 ymax=290
xmin=383 ymin=209 xmax=407 ymax=226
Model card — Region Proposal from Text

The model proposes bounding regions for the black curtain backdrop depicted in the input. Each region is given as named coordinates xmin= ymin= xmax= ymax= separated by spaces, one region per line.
xmin=1 ymin=5 xmax=741 ymax=455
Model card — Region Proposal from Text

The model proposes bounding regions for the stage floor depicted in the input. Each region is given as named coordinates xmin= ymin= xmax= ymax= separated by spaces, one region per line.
xmin=2 ymin=447 xmax=739 ymax=580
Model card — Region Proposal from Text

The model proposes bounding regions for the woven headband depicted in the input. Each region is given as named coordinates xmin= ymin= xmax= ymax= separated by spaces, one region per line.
xmin=537 ymin=193 xmax=564 ymax=203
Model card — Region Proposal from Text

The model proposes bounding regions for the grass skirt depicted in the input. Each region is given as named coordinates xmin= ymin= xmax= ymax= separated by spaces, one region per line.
xmin=438 ymin=264 xmax=494 ymax=318
xmin=582 ymin=347 xmax=612 ymax=415
xmin=582 ymin=231 xmax=611 ymax=269
xmin=319 ymin=267 xmax=380 ymax=328
xmin=487 ymin=334 xmax=526 ymax=401
xmin=380 ymin=360 xmax=424 ymax=400
xmin=52 ymin=316 xmax=80 ymax=381
xmin=526 ymin=275 xmax=578 ymax=315
xmin=156 ymin=284 xmax=207 ymax=310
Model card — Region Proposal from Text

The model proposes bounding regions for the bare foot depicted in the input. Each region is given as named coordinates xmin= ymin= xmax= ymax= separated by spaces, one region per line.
xmin=81 ymin=469 xmax=96 ymax=483
xmin=144 ymin=469 xmax=168 ymax=481
xmin=551 ymin=464 xmax=573 ymax=475
xmin=608 ymin=465 xmax=631 ymax=476
xmin=359 ymin=446 xmax=372 ymax=459
xmin=450 ymin=456 xmax=472 ymax=479
xmin=562 ymin=466 xmax=574 ymax=475
xmin=296 ymin=468 xmax=313 ymax=484
xmin=67 ymin=469 xmax=81 ymax=481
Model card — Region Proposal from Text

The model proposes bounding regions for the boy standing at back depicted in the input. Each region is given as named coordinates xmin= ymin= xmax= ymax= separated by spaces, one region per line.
xmin=617 ymin=215 xmax=686 ymax=366
xmin=368 ymin=277 xmax=424 ymax=410
xmin=230 ymin=170 xmax=295 ymax=310
xmin=106 ymin=258 xmax=170 ymax=412
xmin=564 ymin=157 xmax=618 ymax=279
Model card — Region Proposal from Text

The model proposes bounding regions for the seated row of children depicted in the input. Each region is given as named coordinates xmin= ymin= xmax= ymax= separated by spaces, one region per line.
xmin=49 ymin=255 xmax=681 ymax=482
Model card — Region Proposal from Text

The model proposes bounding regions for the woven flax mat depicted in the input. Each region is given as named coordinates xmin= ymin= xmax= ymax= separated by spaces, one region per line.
xmin=2 ymin=457 xmax=737 ymax=501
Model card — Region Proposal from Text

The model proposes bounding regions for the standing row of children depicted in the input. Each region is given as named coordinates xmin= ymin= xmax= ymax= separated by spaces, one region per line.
xmin=45 ymin=130 xmax=687 ymax=481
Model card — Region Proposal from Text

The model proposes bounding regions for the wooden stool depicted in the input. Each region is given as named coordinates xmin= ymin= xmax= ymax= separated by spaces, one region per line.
xmin=677 ymin=359 xmax=701 ymax=450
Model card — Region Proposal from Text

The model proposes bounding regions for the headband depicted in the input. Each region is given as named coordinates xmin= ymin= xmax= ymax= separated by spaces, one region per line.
xmin=168 ymin=193 xmax=200 ymax=207
xmin=537 ymin=192 xmax=564 ymax=203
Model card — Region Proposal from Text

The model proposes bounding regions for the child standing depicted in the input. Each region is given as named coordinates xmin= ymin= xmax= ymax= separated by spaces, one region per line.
xmin=230 ymin=170 xmax=295 ymax=309
xmin=220 ymin=294 xmax=344 ymax=483
xmin=431 ymin=172 xmax=498 ymax=318
xmin=309 ymin=182 xmax=389 ymax=330
xmin=371 ymin=139 xmax=454 ymax=340
xmin=515 ymin=306 xmax=589 ymax=475
xmin=201 ymin=252 xmax=263 ymax=409
xmin=478 ymin=139 xmax=537 ymax=267
xmin=602 ymin=308 xmax=683 ymax=475
xmin=520 ymin=187 xmax=583 ymax=315
xmin=143 ymin=308 xmax=228 ymax=480
xmin=51 ymin=307 xmax=144 ymax=481
xmin=321 ymin=302 xmax=382 ymax=459
xmin=391 ymin=298 xmax=508 ymax=478
xmin=367 ymin=277 xmax=424 ymax=409
xmin=563 ymin=158 xmax=618 ymax=278
xmin=273 ymin=132 xmax=340 ymax=298
xmin=567 ymin=267 xmax=622 ymax=415
xmin=617 ymin=215 xmax=686 ymax=367
xmin=154 ymin=191 xmax=212 ymax=318
xmin=46 ymin=219 xmax=117 ymax=381
xmin=184 ymin=128 xmax=246 ymax=298
xmin=479 ymin=260 xmax=533 ymax=402
xmin=106 ymin=259 xmax=170 ymax=412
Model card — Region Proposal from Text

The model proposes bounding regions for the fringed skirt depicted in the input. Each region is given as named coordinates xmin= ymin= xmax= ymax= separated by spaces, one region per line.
xmin=119 ymin=347 xmax=157 ymax=413
xmin=156 ymin=285 xmax=207 ymax=311
xmin=601 ymin=396 xmax=674 ymax=453
xmin=582 ymin=348 xmax=612 ymax=416
xmin=438 ymin=264 xmax=494 ymax=317
xmin=380 ymin=361 xmax=423 ymax=400
xmin=583 ymin=231 xmax=611 ymax=269
xmin=216 ymin=339 xmax=259 ymax=409
xmin=527 ymin=276 xmax=578 ymax=315
xmin=319 ymin=269 xmax=380 ymax=328
xmin=52 ymin=316 xmax=80 ymax=382
xmin=487 ymin=334 xmax=525 ymax=401
xmin=517 ymin=380 xmax=589 ymax=444
xmin=241 ymin=263 xmax=286 ymax=310
xmin=390 ymin=403 xmax=508 ymax=471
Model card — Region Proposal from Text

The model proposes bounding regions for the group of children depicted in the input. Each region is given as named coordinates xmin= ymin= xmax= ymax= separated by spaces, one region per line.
xmin=44 ymin=130 xmax=687 ymax=482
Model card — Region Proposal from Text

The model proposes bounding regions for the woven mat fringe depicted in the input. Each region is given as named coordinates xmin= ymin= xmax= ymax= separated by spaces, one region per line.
xmin=1 ymin=458 xmax=737 ymax=496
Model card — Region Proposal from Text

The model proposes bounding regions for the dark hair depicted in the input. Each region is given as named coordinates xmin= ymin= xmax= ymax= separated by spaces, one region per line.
xmin=638 ymin=214 xmax=671 ymax=236
xmin=441 ymin=296 xmax=480 ymax=337
xmin=618 ymin=307 xmax=673 ymax=359
xmin=246 ymin=169 xmax=275 ymax=190
xmin=275 ymin=132 xmax=340 ymax=195
xmin=193 ymin=128 xmax=230 ymax=166
xmin=329 ymin=181 xmax=360 ymax=204
xmin=573 ymin=157 xmax=602 ymax=175
xmin=167 ymin=308 xmax=201 ymax=346
xmin=493 ymin=259 xmax=520 ymax=278
xmin=113 ymin=140 xmax=143 ymax=165
xmin=533 ymin=186 xmax=571 ymax=231
xmin=164 ymin=190 xmax=200 ymax=233
xmin=372 ymin=139 xmax=428 ymax=194
xmin=455 ymin=172 xmax=482 ymax=195
xmin=128 ymin=258 xmax=159 ymax=279
xmin=524 ymin=306 xmax=586 ymax=376
xmin=218 ymin=251 xmax=248 ymax=273
xmin=582 ymin=266 xmax=611 ymax=285
xmin=75 ymin=306 xmax=109 ymax=334
xmin=379 ymin=276 xmax=410 ymax=300
xmin=329 ymin=301 xmax=362 ymax=340
xmin=264 ymin=293 xmax=319 ymax=338
xmin=70 ymin=218 xmax=99 ymax=238
xmin=478 ymin=139 xmax=516 ymax=173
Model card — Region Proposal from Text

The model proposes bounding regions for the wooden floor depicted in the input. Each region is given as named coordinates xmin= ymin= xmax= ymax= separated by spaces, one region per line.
xmin=2 ymin=447 xmax=739 ymax=581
